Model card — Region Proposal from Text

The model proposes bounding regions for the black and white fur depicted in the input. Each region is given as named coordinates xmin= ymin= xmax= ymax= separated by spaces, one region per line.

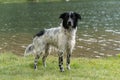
xmin=24 ymin=11 xmax=81 ymax=72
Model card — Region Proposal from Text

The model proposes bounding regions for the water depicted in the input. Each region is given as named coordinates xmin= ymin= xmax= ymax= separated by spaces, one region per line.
xmin=0 ymin=1 xmax=120 ymax=57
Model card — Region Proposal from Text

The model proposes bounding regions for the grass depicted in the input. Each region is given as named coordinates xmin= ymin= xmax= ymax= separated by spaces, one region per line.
xmin=0 ymin=53 xmax=120 ymax=80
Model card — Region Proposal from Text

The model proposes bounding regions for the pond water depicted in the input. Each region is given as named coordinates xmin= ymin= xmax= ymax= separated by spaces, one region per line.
xmin=0 ymin=1 xmax=120 ymax=58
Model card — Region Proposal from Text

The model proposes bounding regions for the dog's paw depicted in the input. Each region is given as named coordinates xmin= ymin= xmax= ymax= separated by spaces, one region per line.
xmin=67 ymin=66 xmax=71 ymax=70
xmin=34 ymin=64 xmax=37 ymax=70
xmin=60 ymin=68 xmax=65 ymax=72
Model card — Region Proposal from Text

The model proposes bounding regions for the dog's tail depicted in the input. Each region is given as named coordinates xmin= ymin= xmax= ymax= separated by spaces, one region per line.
xmin=24 ymin=44 xmax=35 ymax=57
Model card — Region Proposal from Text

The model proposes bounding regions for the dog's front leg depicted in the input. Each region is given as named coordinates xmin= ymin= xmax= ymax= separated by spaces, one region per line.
xmin=58 ymin=51 xmax=64 ymax=72
xmin=66 ymin=49 xmax=72 ymax=70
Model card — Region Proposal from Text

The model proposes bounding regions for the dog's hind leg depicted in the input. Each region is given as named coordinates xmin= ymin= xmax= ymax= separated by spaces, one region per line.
xmin=34 ymin=52 xmax=43 ymax=70
xmin=42 ymin=44 xmax=50 ymax=67
xmin=34 ymin=49 xmax=43 ymax=70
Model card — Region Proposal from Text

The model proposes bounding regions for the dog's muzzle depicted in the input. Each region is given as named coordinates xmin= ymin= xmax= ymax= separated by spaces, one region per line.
xmin=68 ymin=21 xmax=72 ymax=26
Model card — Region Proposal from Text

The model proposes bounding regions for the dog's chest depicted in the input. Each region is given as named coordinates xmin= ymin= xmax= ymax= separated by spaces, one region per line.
xmin=57 ymin=31 xmax=75 ymax=50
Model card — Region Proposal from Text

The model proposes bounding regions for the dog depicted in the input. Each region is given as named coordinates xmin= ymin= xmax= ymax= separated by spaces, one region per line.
xmin=24 ymin=11 xmax=81 ymax=72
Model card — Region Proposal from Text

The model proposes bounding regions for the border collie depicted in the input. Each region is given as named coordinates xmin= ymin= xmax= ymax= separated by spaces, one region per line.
xmin=24 ymin=11 xmax=81 ymax=72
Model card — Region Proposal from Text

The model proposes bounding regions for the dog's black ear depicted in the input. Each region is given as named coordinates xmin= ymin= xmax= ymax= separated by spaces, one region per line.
xmin=59 ymin=13 xmax=67 ymax=19
xmin=75 ymin=13 xmax=81 ymax=20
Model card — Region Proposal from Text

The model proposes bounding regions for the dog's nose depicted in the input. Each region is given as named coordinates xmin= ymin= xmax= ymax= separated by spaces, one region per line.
xmin=68 ymin=21 xmax=71 ymax=25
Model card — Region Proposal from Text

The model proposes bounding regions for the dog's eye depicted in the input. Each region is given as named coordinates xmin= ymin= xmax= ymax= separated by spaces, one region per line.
xmin=65 ymin=15 xmax=69 ymax=18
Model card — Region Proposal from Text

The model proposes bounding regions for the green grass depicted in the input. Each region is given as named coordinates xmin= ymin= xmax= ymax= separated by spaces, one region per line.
xmin=0 ymin=53 xmax=120 ymax=80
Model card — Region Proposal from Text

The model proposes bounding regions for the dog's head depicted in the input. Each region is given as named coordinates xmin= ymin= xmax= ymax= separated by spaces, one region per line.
xmin=59 ymin=11 xmax=81 ymax=30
